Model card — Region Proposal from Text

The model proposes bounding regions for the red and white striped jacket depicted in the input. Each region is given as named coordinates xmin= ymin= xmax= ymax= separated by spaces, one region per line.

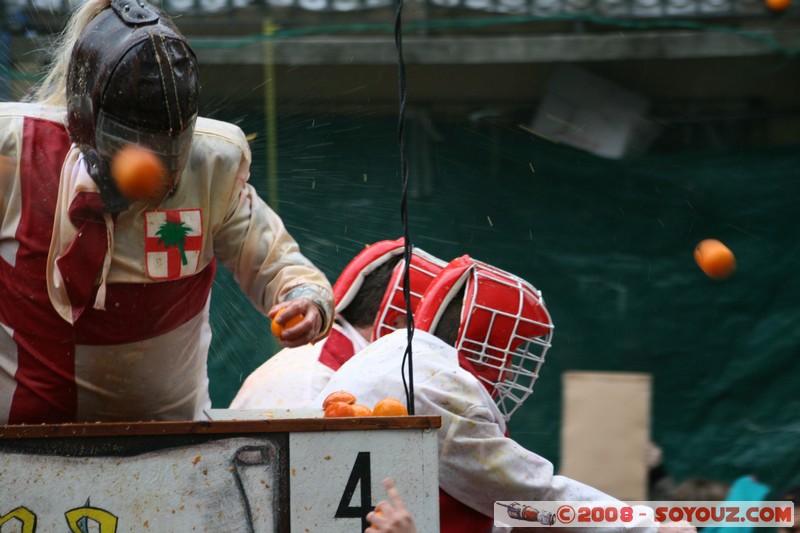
xmin=0 ymin=103 xmax=332 ymax=424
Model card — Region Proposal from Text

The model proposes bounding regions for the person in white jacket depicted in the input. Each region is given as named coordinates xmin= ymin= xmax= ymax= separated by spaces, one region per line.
xmin=0 ymin=0 xmax=333 ymax=424
xmin=318 ymin=256 xmax=693 ymax=533
xmin=230 ymin=238 xmax=446 ymax=408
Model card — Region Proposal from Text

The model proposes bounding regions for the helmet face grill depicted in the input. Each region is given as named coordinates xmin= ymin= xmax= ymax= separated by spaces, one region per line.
xmin=372 ymin=249 xmax=447 ymax=341
xmin=95 ymin=110 xmax=196 ymax=184
xmin=456 ymin=264 xmax=554 ymax=422
xmin=404 ymin=256 xmax=556 ymax=423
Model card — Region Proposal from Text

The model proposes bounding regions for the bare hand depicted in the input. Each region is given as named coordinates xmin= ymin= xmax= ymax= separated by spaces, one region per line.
xmin=365 ymin=478 xmax=417 ymax=533
xmin=268 ymin=298 xmax=323 ymax=348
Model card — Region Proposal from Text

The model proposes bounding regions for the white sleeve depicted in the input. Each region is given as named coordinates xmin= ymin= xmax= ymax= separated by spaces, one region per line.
xmin=229 ymin=343 xmax=330 ymax=409
xmin=214 ymin=180 xmax=332 ymax=320
xmin=422 ymin=375 xmax=657 ymax=533
xmin=200 ymin=120 xmax=332 ymax=333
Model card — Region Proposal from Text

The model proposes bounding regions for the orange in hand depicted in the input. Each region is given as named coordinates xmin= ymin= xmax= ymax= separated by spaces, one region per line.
xmin=324 ymin=402 xmax=355 ymax=418
xmin=322 ymin=390 xmax=357 ymax=410
xmin=111 ymin=145 xmax=166 ymax=201
xmin=694 ymin=239 xmax=736 ymax=280
xmin=372 ymin=398 xmax=408 ymax=416
xmin=271 ymin=309 xmax=304 ymax=338
xmin=367 ymin=508 xmax=383 ymax=531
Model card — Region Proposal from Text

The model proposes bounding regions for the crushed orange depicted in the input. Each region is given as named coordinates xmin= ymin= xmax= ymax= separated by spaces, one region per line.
xmin=324 ymin=402 xmax=355 ymax=418
xmin=322 ymin=390 xmax=357 ymax=410
xmin=270 ymin=309 xmax=304 ymax=338
xmin=372 ymin=398 xmax=408 ymax=416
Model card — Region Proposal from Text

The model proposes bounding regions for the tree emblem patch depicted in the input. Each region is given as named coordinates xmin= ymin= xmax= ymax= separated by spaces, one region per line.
xmin=144 ymin=209 xmax=203 ymax=280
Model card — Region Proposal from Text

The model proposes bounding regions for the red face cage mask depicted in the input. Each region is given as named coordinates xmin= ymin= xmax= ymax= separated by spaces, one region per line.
xmin=332 ymin=238 xmax=446 ymax=340
xmin=371 ymin=248 xmax=447 ymax=341
xmin=416 ymin=256 xmax=554 ymax=422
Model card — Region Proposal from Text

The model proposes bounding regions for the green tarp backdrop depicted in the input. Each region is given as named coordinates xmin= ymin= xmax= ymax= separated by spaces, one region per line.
xmin=207 ymin=114 xmax=800 ymax=496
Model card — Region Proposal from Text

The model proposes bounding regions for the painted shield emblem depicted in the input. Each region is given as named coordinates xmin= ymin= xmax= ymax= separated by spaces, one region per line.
xmin=144 ymin=209 xmax=203 ymax=280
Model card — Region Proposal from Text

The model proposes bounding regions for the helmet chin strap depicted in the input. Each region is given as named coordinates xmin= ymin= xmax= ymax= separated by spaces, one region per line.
xmin=83 ymin=149 xmax=130 ymax=213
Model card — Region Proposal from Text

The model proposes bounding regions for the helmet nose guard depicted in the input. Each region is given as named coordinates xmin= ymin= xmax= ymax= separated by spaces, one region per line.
xmin=66 ymin=0 xmax=199 ymax=211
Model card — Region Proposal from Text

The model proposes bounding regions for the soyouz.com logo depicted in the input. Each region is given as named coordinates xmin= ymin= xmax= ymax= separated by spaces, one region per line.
xmin=494 ymin=501 xmax=795 ymax=528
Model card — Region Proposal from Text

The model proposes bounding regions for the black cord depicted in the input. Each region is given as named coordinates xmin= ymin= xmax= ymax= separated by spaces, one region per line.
xmin=394 ymin=0 xmax=415 ymax=416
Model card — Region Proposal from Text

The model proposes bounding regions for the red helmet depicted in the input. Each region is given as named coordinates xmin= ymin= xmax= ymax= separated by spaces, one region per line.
xmin=333 ymin=239 xmax=405 ymax=313
xmin=333 ymin=238 xmax=445 ymax=340
xmin=416 ymin=256 xmax=554 ymax=421
xmin=372 ymin=247 xmax=446 ymax=341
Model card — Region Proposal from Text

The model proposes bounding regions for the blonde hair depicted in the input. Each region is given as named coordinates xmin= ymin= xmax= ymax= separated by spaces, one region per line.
xmin=31 ymin=0 xmax=111 ymax=106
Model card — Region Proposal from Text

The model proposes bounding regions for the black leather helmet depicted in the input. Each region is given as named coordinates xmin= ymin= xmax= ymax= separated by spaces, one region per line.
xmin=67 ymin=0 xmax=199 ymax=211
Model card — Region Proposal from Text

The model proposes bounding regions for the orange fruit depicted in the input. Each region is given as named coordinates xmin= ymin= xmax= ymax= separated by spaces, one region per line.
xmin=351 ymin=404 xmax=373 ymax=417
xmin=694 ymin=239 xmax=736 ymax=280
xmin=367 ymin=509 xmax=383 ymax=530
xmin=322 ymin=390 xmax=357 ymax=410
xmin=765 ymin=0 xmax=790 ymax=11
xmin=372 ymin=397 xmax=408 ymax=416
xmin=270 ymin=309 xmax=304 ymax=338
xmin=324 ymin=402 xmax=355 ymax=418
xmin=111 ymin=145 xmax=166 ymax=201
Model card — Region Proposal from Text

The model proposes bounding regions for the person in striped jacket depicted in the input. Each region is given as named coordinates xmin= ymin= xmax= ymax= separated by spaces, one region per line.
xmin=0 ymin=0 xmax=333 ymax=424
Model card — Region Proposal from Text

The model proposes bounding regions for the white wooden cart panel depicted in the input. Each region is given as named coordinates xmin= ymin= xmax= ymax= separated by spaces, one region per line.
xmin=0 ymin=416 xmax=440 ymax=532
